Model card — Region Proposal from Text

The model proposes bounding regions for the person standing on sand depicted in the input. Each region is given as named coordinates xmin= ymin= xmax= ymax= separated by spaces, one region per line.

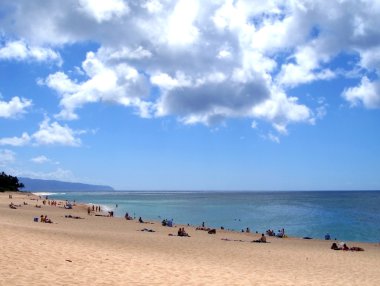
xmin=87 ymin=206 xmax=91 ymax=215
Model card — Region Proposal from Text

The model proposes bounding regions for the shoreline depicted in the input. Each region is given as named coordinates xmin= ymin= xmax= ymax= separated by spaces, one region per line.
xmin=2 ymin=191 xmax=380 ymax=285
xmin=37 ymin=190 xmax=380 ymax=244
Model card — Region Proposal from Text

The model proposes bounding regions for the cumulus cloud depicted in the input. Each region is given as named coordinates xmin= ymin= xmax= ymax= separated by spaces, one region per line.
xmin=1 ymin=0 xmax=380 ymax=138
xmin=0 ymin=133 xmax=31 ymax=146
xmin=0 ymin=40 xmax=61 ymax=64
xmin=78 ymin=0 xmax=129 ymax=23
xmin=0 ymin=118 xmax=83 ymax=147
xmin=342 ymin=77 xmax=380 ymax=108
xmin=31 ymin=155 xmax=51 ymax=164
xmin=0 ymin=96 xmax=32 ymax=118
xmin=44 ymin=51 xmax=151 ymax=120
xmin=32 ymin=118 xmax=82 ymax=146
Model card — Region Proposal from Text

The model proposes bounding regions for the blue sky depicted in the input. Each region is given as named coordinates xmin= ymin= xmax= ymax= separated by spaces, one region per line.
xmin=0 ymin=0 xmax=380 ymax=190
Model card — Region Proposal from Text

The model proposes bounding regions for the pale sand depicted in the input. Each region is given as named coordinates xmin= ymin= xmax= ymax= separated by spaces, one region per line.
xmin=1 ymin=192 xmax=380 ymax=286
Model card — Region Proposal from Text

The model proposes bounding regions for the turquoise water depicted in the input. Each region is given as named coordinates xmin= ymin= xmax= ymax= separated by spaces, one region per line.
xmin=46 ymin=191 xmax=380 ymax=243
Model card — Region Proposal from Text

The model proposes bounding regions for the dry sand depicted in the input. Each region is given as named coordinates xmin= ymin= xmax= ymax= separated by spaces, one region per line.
xmin=1 ymin=192 xmax=380 ymax=286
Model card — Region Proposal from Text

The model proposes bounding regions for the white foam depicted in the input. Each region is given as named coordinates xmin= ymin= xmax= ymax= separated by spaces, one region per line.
xmin=32 ymin=192 xmax=66 ymax=196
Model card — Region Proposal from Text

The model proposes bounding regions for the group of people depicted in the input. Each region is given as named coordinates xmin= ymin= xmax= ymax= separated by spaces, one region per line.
xmin=42 ymin=200 xmax=59 ymax=206
xmin=40 ymin=215 xmax=53 ymax=223
xmin=9 ymin=202 xmax=20 ymax=209
xmin=265 ymin=228 xmax=286 ymax=238
xmin=87 ymin=205 xmax=102 ymax=215
xmin=161 ymin=219 xmax=173 ymax=227
xmin=178 ymin=227 xmax=190 ymax=237
xmin=331 ymin=242 xmax=364 ymax=251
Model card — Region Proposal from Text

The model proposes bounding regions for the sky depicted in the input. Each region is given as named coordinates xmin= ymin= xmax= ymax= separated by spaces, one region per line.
xmin=0 ymin=0 xmax=380 ymax=191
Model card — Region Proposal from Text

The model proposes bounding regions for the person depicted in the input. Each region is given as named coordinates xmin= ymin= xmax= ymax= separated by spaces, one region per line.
xmin=87 ymin=206 xmax=91 ymax=215
xmin=342 ymin=243 xmax=350 ymax=251
xmin=9 ymin=202 xmax=17 ymax=209
xmin=44 ymin=215 xmax=52 ymax=223
xmin=331 ymin=242 xmax=340 ymax=250
xmin=325 ymin=233 xmax=331 ymax=240
xmin=208 ymin=229 xmax=216 ymax=234
xmin=139 ymin=217 xmax=144 ymax=223
xmin=246 ymin=227 xmax=250 ymax=233
xmin=253 ymin=233 xmax=267 ymax=243
xmin=276 ymin=229 xmax=284 ymax=238
xmin=178 ymin=227 xmax=190 ymax=237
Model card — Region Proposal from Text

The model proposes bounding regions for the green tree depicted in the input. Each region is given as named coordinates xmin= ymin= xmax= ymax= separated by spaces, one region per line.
xmin=0 ymin=172 xmax=24 ymax=192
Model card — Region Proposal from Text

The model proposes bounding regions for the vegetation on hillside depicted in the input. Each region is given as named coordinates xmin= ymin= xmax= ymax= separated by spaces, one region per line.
xmin=0 ymin=172 xmax=24 ymax=192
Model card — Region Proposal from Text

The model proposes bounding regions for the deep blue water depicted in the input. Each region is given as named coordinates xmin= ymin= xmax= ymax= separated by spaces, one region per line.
xmin=45 ymin=191 xmax=380 ymax=243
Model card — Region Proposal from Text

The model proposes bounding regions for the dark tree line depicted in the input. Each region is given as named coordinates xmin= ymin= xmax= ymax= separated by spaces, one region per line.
xmin=0 ymin=172 xmax=24 ymax=192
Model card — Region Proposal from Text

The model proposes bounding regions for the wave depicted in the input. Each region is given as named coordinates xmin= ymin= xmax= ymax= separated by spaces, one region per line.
xmin=32 ymin=192 xmax=67 ymax=196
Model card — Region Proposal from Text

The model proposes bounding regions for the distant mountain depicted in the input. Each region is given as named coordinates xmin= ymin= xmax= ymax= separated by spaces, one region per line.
xmin=19 ymin=177 xmax=114 ymax=192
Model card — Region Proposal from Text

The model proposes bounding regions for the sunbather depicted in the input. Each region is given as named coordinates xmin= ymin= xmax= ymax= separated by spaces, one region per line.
xmin=253 ymin=233 xmax=267 ymax=243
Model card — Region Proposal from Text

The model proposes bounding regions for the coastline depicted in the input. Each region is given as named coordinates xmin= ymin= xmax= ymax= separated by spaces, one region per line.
xmin=1 ymin=191 xmax=380 ymax=285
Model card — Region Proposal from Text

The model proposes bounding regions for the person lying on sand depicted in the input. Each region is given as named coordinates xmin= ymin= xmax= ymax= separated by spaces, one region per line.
xmin=196 ymin=226 xmax=211 ymax=231
xmin=252 ymin=233 xmax=267 ymax=243
xmin=331 ymin=242 xmax=364 ymax=251
xmin=65 ymin=215 xmax=84 ymax=219
xmin=140 ymin=228 xmax=155 ymax=232
xmin=9 ymin=202 xmax=17 ymax=209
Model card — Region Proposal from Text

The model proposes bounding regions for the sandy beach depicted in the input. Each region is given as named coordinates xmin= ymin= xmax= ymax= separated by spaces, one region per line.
xmin=1 ymin=192 xmax=380 ymax=285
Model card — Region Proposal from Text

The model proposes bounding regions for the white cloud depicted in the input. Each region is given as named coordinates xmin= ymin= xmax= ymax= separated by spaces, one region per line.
xmin=261 ymin=133 xmax=280 ymax=144
xmin=0 ymin=118 xmax=83 ymax=147
xmin=31 ymin=155 xmax=50 ymax=164
xmin=167 ymin=0 xmax=200 ymax=46
xmin=252 ymin=90 xmax=312 ymax=128
xmin=0 ymin=149 xmax=16 ymax=166
xmin=78 ymin=0 xmax=129 ymax=23
xmin=251 ymin=121 xmax=258 ymax=129
xmin=0 ymin=133 xmax=31 ymax=147
xmin=0 ymin=97 xmax=32 ymax=118
xmin=0 ymin=40 xmax=61 ymax=64
xmin=32 ymin=118 xmax=82 ymax=146
xmin=1 ymin=0 xmax=380 ymax=137
xmin=342 ymin=77 xmax=380 ymax=109
xmin=12 ymin=167 xmax=75 ymax=182
xmin=143 ymin=0 xmax=163 ymax=14
xmin=277 ymin=44 xmax=335 ymax=87
xmin=43 ymin=50 xmax=151 ymax=120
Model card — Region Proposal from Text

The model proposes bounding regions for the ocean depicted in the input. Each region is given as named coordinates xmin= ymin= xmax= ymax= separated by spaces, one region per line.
xmin=44 ymin=191 xmax=380 ymax=243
